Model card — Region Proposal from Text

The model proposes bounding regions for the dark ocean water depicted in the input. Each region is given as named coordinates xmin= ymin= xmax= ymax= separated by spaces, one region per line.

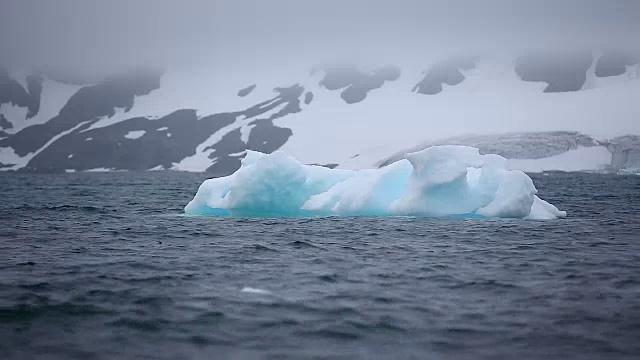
xmin=1 ymin=172 xmax=639 ymax=360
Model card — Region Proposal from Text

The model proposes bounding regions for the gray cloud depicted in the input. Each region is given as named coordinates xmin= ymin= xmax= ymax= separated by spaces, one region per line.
xmin=2 ymin=0 xmax=639 ymax=76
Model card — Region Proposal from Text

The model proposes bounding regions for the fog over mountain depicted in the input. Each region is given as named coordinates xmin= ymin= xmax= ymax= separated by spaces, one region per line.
xmin=3 ymin=0 xmax=640 ymax=73
xmin=1 ymin=0 xmax=640 ymax=173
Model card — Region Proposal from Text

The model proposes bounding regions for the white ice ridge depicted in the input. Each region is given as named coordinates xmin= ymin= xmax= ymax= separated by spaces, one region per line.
xmin=184 ymin=146 xmax=567 ymax=219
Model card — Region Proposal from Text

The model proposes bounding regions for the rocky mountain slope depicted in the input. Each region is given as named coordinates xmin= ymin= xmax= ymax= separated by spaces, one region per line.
xmin=1 ymin=49 xmax=639 ymax=174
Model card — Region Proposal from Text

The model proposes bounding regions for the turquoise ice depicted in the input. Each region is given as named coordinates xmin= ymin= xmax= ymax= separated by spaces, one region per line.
xmin=185 ymin=146 xmax=566 ymax=219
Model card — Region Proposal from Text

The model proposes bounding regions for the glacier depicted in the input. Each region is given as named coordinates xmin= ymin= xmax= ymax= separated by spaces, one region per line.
xmin=185 ymin=146 xmax=566 ymax=220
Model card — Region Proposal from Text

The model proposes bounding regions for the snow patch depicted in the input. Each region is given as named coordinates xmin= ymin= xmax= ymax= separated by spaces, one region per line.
xmin=0 ymin=104 xmax=28 ymax=130
xmin=124 ymin=130 xmax=146 ymax=140
xmin=240 ymin=124 xmax=256 ymax=143
xmin=0 ymin=147 xmax=23 ymax=166
xmin=83 ymin=107 xmax=137 ymax=132
xmin=1 ymin=79 xmax=81 ymax=135
xmin=506 ymin=146 xmax=612 ymax=173
xmin=582 ymin=50 xmax=640 ymax=91
xmin=98 ymin=65 xmax=311 ymax=130
xmin=229 ymin=150 xmax=247 ymax=157
xmin=276 ymin=59 xmax=640 ymax=168
xmin=85 ymin=168 xmax=114 ymax=172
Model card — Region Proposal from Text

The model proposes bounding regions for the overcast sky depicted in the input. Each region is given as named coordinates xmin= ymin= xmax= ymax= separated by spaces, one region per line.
xmin=2 ymin=0 xmax=639 ymax=75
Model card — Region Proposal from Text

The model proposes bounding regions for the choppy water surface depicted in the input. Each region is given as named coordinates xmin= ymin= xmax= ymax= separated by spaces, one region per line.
xmin=1 ymin=172 xmax=639 ymax=359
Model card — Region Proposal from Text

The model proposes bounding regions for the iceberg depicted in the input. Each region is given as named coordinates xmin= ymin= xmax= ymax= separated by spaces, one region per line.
xmin=184 ymin=146 xmax=567 ymax=219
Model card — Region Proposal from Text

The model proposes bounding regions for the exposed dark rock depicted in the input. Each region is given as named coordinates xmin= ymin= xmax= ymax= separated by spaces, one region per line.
xmin=607 ymin=135 xmax=640 ymax=171
xmin=515 ymin=51 xmax=593 ymax=92
xmin=19 ymin=82 xmax=301 ymax=174
xmin=242 ymin=85 xmax=304 ymax=121
xmin=22 ymin=109 xmax=234 ymax=172
xmin=318 ymin=65 xmax=400 ymax=104
xmin=25 ymin=74 xmax=43 ymax=117
xmin=58 ymin=69 xmax=163 ymax=120
xmin=237 ymin=84 xmax=257 ymax=97
xmin=199 ymin=120 xmax=294 ymax=177
xmin=246 ymin=120 xmax=292 ymax=154
xmin=304 ymin=91 xmax=313 ymax=105
xmin=0 ymin=114 xmax=12 ymax=130
xmin=0 ymin=68 xmax=43 ymax=124
xmin=307 ymin=163 xmax=338 ymax=169
xmin=595 ymin=50 xmax=639 ymax=78
xmin=413 ymin=56 xmax=476 ymax=95
xmin=202 ymin=129 xmax=246 ymax=177
xmin=1 ymin=68 xmax=163 ymax=156
xmin=203 ymin=84 xmax=302 ymax=176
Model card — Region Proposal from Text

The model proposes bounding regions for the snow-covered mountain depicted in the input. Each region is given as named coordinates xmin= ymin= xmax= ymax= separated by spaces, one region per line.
xmin=1 ymin=49 xmax=639 ymax=174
